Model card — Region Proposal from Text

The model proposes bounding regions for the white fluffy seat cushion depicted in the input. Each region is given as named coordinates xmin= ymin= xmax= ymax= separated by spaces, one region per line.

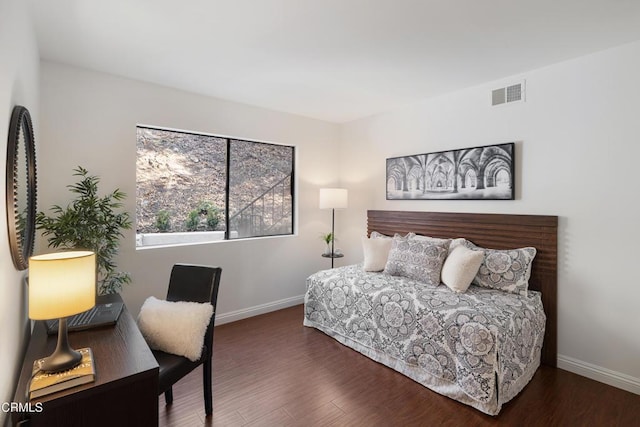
xmin=137 ymin=296 xmax=213 ymax=362
xmin=441 ymin=245 xmax=485 ymax=293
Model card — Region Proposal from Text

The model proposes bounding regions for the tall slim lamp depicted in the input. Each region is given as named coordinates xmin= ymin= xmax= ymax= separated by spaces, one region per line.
xmin=319 ymin=188 xmax=348 ymax=267
xmin=29 ymin=251 xmax=96 ymax=373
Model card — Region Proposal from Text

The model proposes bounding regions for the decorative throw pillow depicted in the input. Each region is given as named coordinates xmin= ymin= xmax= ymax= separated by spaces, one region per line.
xmin=362 ymin=236 xmax=393 ymax=272
xmin=137 ymin=296 xmax=213 ymax=362
xmin=408 ymin=232 xmax=452 ymax=248
xmin=450 ymin=238 xmax=537 ymax=296
xmin=441 ymin=245 xmax=484 ymax=293
xmin=383 ymin=234 xmax=449 ymax=285
xmin=370 ymin=231 xmax=392 ymax=239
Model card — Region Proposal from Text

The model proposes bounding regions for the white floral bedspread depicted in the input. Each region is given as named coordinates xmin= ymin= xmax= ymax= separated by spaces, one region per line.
xmin=303 ymin=264 xmax=545 ymax=415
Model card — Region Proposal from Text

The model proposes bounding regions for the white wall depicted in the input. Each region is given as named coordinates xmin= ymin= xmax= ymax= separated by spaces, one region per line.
xmin=338 ymin=40 xmax=640 ymax=394
xmin=38 ymin=61 xmax=341 ymax=324
xmin=0 ymin=0 xmax=39 ymax=423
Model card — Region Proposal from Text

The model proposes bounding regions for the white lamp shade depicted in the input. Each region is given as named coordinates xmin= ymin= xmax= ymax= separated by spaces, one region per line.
xmin=29 ymin=251 xmax=96 ymax=320
xmin=319 ymin=188 xmax=348 ymax=210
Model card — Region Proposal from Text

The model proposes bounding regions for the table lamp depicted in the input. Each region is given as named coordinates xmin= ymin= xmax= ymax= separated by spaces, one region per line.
xmin=29 ymin=251 xmax=96 ymax=373
xmin=319 ymin=188 xmax=348 ymax=265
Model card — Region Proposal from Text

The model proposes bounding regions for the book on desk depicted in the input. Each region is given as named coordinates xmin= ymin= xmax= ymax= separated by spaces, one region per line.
xmin=29 ymin=347 xmax=96 ymax=399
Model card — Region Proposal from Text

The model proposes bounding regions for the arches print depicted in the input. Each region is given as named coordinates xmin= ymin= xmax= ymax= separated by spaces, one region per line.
xmin=386 ymin=143 xmax=514 ymax=200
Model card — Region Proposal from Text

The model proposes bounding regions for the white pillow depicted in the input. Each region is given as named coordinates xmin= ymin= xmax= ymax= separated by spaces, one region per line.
xmin=137 ymin=296 xmax=213 ymax=362
xmin=362 ymin=236 xmax=393 ymax=271
xmin=441 ymin=245 xmax=484 ymax=293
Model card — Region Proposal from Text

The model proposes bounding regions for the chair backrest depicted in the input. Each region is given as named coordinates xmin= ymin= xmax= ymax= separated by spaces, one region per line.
xmin=167 ymin=264 xmax=222 ymax=357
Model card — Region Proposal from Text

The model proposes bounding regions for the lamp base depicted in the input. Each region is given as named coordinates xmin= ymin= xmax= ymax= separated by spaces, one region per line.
xmin=39 ymin=349 xmax=83 ymax=373
xmin=39 ymin=318 xmax=83 ymax=373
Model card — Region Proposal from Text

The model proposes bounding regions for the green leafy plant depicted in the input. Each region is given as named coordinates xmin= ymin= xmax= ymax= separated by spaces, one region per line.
xmin=155 ymin=210 xmax=171 ymax=232
xmin=320 ymin=232 xmax=334 ymax=244
xmin=199 ymin=201 xmax=220 ymax=230
xmin=206 ymin=210 xmax=219 ymax=230
xmin=185 ymin=201 xmax=220 ymax=231
xmin=185 ymin=210 xmax=200 ymax=231
xmin=36 ymin=166 xmax=132 ymax=295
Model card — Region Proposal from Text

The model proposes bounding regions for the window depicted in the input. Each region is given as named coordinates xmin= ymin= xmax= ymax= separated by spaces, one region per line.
xmin=136 ymin=126 xmax=294 ymax=247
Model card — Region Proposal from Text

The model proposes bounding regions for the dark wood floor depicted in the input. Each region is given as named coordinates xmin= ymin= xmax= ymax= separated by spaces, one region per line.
xmin=159 ymin=305 xmax=639 ymax=427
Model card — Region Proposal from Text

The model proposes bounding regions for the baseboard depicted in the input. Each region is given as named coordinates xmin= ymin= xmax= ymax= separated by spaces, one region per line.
xmin=215 ymin=295 xmax=305 ymax=325
xmin=558 ymin=354 xmax=640 ymax=395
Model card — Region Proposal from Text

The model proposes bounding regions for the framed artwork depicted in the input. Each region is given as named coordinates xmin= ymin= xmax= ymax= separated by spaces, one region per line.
xmin=386 ymin=142 xmax=515 ymax=200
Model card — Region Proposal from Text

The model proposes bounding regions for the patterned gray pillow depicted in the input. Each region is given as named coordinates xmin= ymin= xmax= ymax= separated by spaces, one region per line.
xmin=407 ymin=232 xmax=453 ymax=248
xmin=450 ymin=238 xmax=536 ymax=296
xmin=370 ymin=231 xmax=393 ymax=239
xmin=384 ymin=234 xmax=450 ymax=286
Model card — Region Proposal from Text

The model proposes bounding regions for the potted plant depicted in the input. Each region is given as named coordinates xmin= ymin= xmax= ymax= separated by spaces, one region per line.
xmin=36 ymin=166 xmax=132 ymax=295
xmin=320 ymin=232 xmax=334 ymax=255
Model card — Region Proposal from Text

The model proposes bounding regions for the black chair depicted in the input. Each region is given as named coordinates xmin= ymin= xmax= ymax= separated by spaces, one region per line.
xmin=152 ymin=264 xmax=222 ymax=416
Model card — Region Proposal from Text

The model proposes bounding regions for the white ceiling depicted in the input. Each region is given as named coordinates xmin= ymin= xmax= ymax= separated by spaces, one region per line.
xmin=28 ymin=0 xmax=640 ymax=123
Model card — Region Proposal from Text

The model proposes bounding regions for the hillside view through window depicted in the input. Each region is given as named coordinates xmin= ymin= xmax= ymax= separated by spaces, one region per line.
xmin=136 ymin=126 xmax=294 ymax=247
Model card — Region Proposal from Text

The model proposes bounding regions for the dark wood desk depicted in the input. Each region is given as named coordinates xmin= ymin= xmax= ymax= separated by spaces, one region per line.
xmin=13 ymin=295 xmax=159 ymax=427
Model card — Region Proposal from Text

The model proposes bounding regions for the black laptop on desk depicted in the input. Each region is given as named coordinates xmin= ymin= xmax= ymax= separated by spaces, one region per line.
xmin=45 ymin=301 xmax=124 ymax=335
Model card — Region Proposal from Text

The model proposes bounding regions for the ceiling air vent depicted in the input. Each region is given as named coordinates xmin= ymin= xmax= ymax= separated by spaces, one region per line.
xmin=491 ymin=80 xmax=525 ymax=106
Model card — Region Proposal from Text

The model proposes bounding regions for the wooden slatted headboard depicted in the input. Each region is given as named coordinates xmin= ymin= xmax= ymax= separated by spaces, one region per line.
xmin=367 ymin=210 xmax=558 ymax=367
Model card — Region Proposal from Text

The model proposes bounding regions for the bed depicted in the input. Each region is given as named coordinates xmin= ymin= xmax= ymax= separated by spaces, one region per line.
xmin=303 ymin=210 xmax=558 ymax=415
